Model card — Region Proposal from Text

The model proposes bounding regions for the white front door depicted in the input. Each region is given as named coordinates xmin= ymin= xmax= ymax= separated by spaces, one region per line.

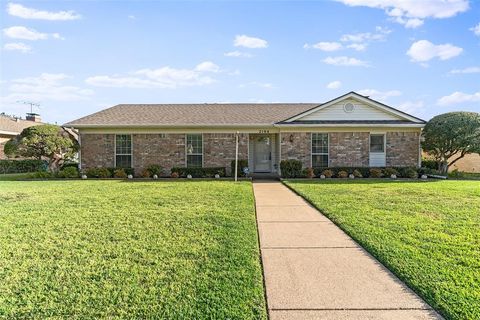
xmin=254 ymin=136 xmax=272 ymax=172
xmin=369 ymin=133 xmax=386 ymax=167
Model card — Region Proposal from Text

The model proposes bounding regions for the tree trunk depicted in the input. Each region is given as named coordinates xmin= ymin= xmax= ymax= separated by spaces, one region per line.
xmin=439 ymin=161 xmax=449 ymax=174
xmin=48 ymin=155 xmax=64 ymax=173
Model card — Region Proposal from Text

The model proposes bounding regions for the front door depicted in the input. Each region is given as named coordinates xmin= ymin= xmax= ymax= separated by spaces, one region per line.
xmin=254 ymin=135 xmax=271 ymax=172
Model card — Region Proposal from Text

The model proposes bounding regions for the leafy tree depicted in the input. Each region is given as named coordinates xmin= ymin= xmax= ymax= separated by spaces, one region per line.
xmin=422 ymin=112 xmax=480 ymax=173
xmin=4 ymin=125 xmax=78 ymax=173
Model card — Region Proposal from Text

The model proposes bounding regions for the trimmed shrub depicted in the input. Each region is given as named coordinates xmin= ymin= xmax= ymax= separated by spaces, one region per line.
xmin=383 ymin=167 xmax=399 ymax=177
xmin=230 ymin=159 xmax=249 ymax=177
xmin=352 ymin=169 xmax=363 ymax=178
xmin=369 ymin=168 xmax=383 ymax=178
xmin=57 ymin=166 xmax=79 ymax=178
xmin=303 ymin=167 xmax=315 ymax=179
xmin=141 ymin=169 xmax=151 ymax=178
xmin=171 ymin=171 xmax=179 ymax=178
xmin=170 ymin=167 xmax=226 ymax=178
xmin=61 ymin=162 xmax=79 ymax=170
xmin=337 ymin=170 xmax=349 ymax=178
xmin=280 ymin=160 xmax=303 ymax=178
xmin=28 ymin=171 xmax=54 ymax=179
xmin=113 ymin=168 xmax=127 ymax=178
xmin=321 ymin=169 xmax=334 ymax=178
xmin=421 ymin=159 xmax=439 ymax=170
xmin=146 ymin=164 xmax=163 ymax=177
xmin=0 ymin=159 xmax=46 ymax=174
xmin=402 ymin=167 xmax=418 ymax=179
xmin=85 ymin=167 xmax=111 ymax=178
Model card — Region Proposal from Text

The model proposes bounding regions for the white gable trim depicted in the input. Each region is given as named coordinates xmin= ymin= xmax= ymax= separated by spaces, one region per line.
xmin=283 ymin=92 xmax=425 ymax=123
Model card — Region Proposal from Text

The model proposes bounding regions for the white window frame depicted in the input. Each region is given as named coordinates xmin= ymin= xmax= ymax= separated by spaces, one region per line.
xmin=311 ymin=133 xmax=329 ymax=168
xmin=369 ymin=133 xmax=386 ymax=154
xmin=185 ymin=133 xmax=203 ymax=168
xmin=114 ymin=134 xmax=133 ymax=168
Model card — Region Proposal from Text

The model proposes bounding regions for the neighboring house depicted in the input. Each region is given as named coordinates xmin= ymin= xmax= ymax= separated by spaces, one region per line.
xmin=449 ymin=153 xmax=480 ymax=173
xmin=64 ymin=92 xmax=426 ymax=176
xmin=0 ymin=113 xmax=43 ymax=159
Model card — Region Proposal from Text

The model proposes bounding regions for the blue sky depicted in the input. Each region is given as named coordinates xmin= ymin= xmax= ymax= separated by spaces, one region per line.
xmin=1 ymin=0 xmax=479 ymax=124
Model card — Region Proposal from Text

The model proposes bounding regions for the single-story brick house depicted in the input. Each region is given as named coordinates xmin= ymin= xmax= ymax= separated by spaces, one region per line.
xmin=64 ymin=92 xmax=426 ymax=176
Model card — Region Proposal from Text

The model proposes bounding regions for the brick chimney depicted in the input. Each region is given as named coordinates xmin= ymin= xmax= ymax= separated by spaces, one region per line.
xmin=26 ymin=113 xmax=41 ymax=122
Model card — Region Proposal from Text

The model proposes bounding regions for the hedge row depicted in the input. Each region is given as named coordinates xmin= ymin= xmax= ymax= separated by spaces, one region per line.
xmin=84 ymin=167 xmax=135 ymax=178
xmin=280 ymin=159 xmax=421 ymax=179
xmin=171 ymin=167 xmax=226 ymax=178
xmin=0 ymin=159 xmax=46 ymax=174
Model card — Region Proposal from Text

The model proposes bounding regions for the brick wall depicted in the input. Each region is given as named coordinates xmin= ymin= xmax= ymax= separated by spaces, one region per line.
xmin=204 ymin=133 xmax=248 ymax=173
xmin=329 ymin=132 xmax=370 ymax=167
xmin=80 ymin=134 xmax=115 ymax=169
xmin=132 ymin=134 xmax=185 ymax=175
xmin=386 ymin=132 xmax=420 ymax=167
xmin=280 ymin=132 xmax=311 ymax=168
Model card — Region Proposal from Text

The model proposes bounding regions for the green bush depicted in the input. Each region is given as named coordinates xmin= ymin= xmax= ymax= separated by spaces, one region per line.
xmin=27 ymin=171 xmax=54 ymax=179
xmin=106 ymin=167 xmax=134 ymax=176
xmin=113 ymin=168 xmax=127 ymax=178
xmin=170 ymin=167 xmax=226 ymax=178
xmin=85 ymin=167 xmax=112 ymax=178
xmin=369 ymin=168 xmax=384 ymax=178
xmin=0 ymin=159 xmax=46 ymax=174
xmin=230 ymin=159 xmax=249 ymax=177
xmin=314 ymin=167 xmax=370 ymax=178
xmin=383 ymin=167 xmax=399 ymax=177
xmin=146 ymin=164 xmax=163 ymax=177
xmin=402 ymin=167 xmax=418 ymax=179
xmin=421 ymin=159 xmax=439 ymax=170
xmin=57 ymin=166 xmax=79 ymax=178
xmin=280 ymin=160 xmax=303 ymax=178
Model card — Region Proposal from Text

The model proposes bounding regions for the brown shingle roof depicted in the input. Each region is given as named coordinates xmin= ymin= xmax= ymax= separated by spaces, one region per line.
xmin=0 ymin=115 xmax=42 ymax=134
xmin=64 ymin=103 xmax=320 ymax=127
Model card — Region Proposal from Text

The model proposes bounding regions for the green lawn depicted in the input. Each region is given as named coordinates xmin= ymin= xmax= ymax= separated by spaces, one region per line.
xmin=0 ymin=180 xmax=266 ymax=319
xmin=0 ymin=173 xmax=31 ymax=181
xmin=284 ymin=179 xmax=480 ymax=320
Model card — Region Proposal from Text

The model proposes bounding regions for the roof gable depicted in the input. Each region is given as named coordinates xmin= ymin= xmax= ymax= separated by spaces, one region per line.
xmin=282 ymin=92 xmax=425 ymax=124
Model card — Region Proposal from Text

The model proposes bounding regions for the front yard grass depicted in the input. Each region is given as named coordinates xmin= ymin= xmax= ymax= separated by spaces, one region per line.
xmin=0 ymin=180 xmax=266 ymax=319
xmin=284 ymin=179 xmax=480 ymax=320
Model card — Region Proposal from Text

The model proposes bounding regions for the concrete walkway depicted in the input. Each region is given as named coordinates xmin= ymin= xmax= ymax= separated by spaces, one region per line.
xmin=253 ymin=181 xmax=443 ymax=320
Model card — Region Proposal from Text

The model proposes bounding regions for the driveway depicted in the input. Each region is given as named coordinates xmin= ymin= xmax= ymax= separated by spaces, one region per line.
xmin=253 ymin=181 xmax=443 ymax=320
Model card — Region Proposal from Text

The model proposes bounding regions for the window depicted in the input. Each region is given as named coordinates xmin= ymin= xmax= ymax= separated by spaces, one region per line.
xmin=115 ymin=134 xmax=132 ymax=167
xmin=311 ymin=133 xmax=329 ymax=168
xmin=186 ymin=134 xmax=203 ymax=168
xmin=370 ymin=134 xmax=385 ymax=153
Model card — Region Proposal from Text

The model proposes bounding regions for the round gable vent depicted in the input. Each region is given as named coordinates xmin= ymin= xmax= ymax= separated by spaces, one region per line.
xmin=343 ymin=102 xmax=355 ymax=113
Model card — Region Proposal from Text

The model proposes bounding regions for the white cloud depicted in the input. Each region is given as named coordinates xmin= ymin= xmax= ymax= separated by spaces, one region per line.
xmin=224 ymin=51 xmax=253 ymax=58
xmin=357 ymin=89 xmax=402 ymax=101
xmin=449 ymin=67 xmax=480 ymax=74
xmin=3 ymin=42 xmax=31 ymax=53
xmin=194 ymin=61 xmax=220 ymax=73
xmin=7 ymin=3 xmax=81 ymax=20
xmin=326 ymin=81 xmax=342 ymax=89
xmin=234 ymin=35 xmax=268 ymax=48
xmin=407 ymin=40 xmax=462 ymax=63
xmin=304 ymin=41 xmax=342 ymax=51
xmin=471 ymin=23 xmax=480 ymax=36
xmin=336 ymin=0 xmax=469 ymax=28
xmin=128 ymin=15 xmax=136 ymax=20
xmin=1 ymin=73 xmax=93 ymax=103
xmin=3 ymin=26 xmax=63 ymax=40
xmin=398 ymin=100 xmax=425 ymax=114
xmin=437 ymin=91 xmax=480 ymax=106
xmin=347 ymin=43 xmax=367 ymax=51
xmin=86 ymin=62 xmax=221 ymax=89
xmin=340 ymin=26 xmax=391 ymax=43
xmin=323 ymin=56 xmax=369 ymax=67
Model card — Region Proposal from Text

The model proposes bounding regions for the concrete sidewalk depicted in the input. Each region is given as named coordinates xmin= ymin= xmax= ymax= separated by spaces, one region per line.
xmin=253 ymin=181 xmax=442 ymax=320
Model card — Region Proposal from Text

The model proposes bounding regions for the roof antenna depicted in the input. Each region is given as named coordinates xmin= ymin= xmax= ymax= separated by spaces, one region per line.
xmin=16 ymin=100 xmax=41 ymax=114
